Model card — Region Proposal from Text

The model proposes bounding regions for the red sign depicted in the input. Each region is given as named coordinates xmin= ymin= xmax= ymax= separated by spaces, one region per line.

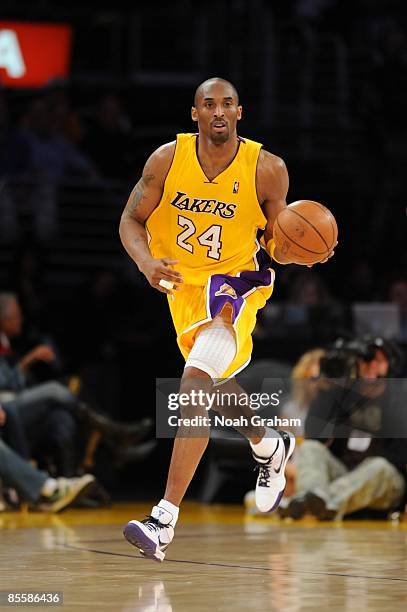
xmin=0 ymin=21 xmax=72 ymax=88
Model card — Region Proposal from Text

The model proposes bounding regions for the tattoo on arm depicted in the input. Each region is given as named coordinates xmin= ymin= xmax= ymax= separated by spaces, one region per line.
xmin=126 ymin=174 xmax=156 ymax=217
xmin=143 ymin=174 xmax=155 ymax=185
xmin=132 ymin=235 xmax=147 ymax=246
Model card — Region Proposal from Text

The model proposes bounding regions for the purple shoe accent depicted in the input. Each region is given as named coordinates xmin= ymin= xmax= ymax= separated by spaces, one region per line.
xmin=123 ymin=522 xmax=161 ymax=562
xmin=268 ymin=489 xmax=285 ymax=513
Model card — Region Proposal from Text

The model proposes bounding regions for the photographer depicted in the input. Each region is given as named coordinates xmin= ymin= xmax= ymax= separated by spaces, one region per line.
xmin=279 ymin=336 xmax=406 ymax=520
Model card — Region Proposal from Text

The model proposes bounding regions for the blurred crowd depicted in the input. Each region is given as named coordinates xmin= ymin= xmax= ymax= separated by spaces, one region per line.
xmin=0 ymin=292 xmax=155 ymax=512
xmin=0 ymin=0 xmax=406 ymax=512
xmin=256 ymin=267 xmax=407 ymax=348
xmin=0 ymin=88 xmax=135 ymax=183
xmin=0 ymin=88 xmax=137 ymax=242
xmin=244 ymin=333 xmax=407 ymax=521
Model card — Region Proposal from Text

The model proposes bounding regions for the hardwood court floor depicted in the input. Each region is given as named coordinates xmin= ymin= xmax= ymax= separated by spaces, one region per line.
xmin=1 ymin=502 xmax=406 ymax=611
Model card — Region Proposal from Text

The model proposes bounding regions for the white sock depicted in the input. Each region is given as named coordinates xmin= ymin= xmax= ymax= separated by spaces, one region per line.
xmin=158 ymin=498 xmax=179 ymax=526
xmin=250 ymin=427 xmax=279 ymax=458
xmin=40 ymin=478 xmax=58 ymax=497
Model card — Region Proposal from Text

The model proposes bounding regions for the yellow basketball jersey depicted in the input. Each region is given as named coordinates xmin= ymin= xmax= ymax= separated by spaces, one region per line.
xmin=146 ymin=133 xmax=267 ymax=286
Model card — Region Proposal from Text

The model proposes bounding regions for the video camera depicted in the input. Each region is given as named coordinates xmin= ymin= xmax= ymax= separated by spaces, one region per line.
xmin=319 ymin=335 xmax=403 ymax=378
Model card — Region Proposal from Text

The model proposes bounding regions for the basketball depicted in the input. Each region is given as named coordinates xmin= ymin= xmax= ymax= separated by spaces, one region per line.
xmin=273 ymin=200 xmax=338 ymax=265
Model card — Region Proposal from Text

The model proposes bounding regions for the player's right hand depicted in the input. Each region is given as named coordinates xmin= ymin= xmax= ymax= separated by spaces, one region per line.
xmin=304 ymin=241 xmax=338 ymax=267
xmin=140 ymin=258 xmax=183 ymax=295
xmin=312 ymin=241 xmax=338 ymax=266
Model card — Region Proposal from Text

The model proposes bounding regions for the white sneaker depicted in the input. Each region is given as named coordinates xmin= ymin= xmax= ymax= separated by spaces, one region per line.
xmin=252 ymin=429 xmax=296 ymax=513
xmin=123 ymin=504 xmax=175 ymax=562
xmin=37 ymin=475 xmax=96 ymax=513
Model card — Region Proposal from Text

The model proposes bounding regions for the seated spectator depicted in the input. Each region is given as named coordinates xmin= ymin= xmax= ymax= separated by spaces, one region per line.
xmin=6 ymin=244 xmax=49 ymax=338
xmin=0 ymin=290 xmax=62 ymax=383
xmin=0 ymin=437 xmax=95 ymax=512
xmin=0 ymin=292 xmax=153 ymax=477
xmin=1 ymin=382 xmax=153 ymax=477
xmin=278 ymin=337 xmax=406 ymax=520
xmin=1 ymin=390 xmax=77 ymax=477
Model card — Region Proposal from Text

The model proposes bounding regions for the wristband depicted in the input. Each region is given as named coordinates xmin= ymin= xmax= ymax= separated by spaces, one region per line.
xmin=266 ymin=237 xmax=276 ymax=258
xmin=266 ymin=238 xmax=286 ymax=264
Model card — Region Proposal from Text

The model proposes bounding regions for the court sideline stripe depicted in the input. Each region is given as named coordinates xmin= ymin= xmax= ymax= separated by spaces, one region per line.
xmin=63 ymin=543 xmax=407 ymax=582
xmin=74 ymin=529 xmax=402 ymax=544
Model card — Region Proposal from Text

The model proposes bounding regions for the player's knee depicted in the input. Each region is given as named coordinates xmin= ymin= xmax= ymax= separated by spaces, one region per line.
xmin=41 ymin=380 xmax=63 ymax=396
xmin=183 ymin=364 xmax=212 ymax=376
xmin=42 ymin=380 xmax=73 ymax=404
xmin=179 ymin=371 xmax=213 ymax=418
xmin=180 ymin=368 xmax=213 ymax=393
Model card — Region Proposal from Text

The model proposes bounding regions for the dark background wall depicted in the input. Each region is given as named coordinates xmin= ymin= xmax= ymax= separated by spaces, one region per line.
xmin=0 ymin=0 xmax=406 ymax=499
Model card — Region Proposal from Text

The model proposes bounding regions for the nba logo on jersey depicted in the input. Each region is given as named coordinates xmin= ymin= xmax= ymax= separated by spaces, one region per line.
xmin=233 ymin=181 xmax=239 ymax=193
xmin=215 ymin=283 xmax=238 ymax=299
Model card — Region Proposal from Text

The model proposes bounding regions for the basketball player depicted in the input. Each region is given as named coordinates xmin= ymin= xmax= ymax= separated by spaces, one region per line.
xmin=119 ymin=78 xmax=335 ymax=561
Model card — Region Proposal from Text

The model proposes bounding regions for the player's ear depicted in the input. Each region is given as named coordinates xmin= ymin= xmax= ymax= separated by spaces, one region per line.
xmin=191 ymin=106 xmax=198 ymax=122
xmin=237 ymin=105 xmax=242 ymax=121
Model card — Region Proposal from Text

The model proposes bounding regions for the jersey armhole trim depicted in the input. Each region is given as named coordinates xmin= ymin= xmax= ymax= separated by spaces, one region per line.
xmin=145 ymin=138 xmax=178 ymax=228
xmin=162 ymin=137 xmax=179 ymax=193
xmin=254 ymin=144 xmax=264 ymax=208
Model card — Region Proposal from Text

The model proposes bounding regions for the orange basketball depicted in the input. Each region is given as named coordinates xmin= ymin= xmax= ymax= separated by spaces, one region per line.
xmin=273 ymin=200 xmax=338 ymax=265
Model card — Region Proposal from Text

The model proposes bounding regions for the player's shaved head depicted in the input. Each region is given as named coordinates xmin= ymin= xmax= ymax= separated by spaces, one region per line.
xmin=194 ymin=78 xmax=239 ymax=106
